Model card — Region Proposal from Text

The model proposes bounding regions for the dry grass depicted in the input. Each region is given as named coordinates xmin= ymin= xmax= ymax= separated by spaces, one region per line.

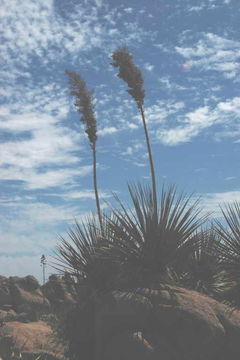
xmin=1 ymin=321 xmax=66 ymax=360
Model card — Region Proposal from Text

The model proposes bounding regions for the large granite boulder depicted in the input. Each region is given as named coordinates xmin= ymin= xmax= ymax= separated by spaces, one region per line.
xmin=0 ymin=274 xmax=77 ymax=322
xmin=9 ymin=275 xmax=50 ymax=314
xmin=0 ymin=275 xmax=51 ymax=322
xmin=94 ymin=284 xmax=240 ymax=360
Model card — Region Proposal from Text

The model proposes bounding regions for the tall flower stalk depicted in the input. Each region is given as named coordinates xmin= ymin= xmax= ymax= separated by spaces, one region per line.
xmin=111 ymin=47 xmax=157 ymax=214
xmin=66 ymin=70 xmax=103 ymax=235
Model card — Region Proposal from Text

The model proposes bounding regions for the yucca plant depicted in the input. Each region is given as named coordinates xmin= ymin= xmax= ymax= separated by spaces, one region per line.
xmin=103 ymin=183 xmax=208 ymax=289
xmin=215 ymin=201 xmax=240 ymax=305
xmin=111 ymin=48 xmax=157 ymax=216
xmin=54 ymin=217 xmax=117 ymax=296
xmin=53 ymin=184 xmax=210 ymax=360
xmin=177 ymin=227 xmax=230 ymax=298
xmin=55 ymin=184 xmax=209 ymax=291
xmin=66 ymin=70 xmax=103 ymax=235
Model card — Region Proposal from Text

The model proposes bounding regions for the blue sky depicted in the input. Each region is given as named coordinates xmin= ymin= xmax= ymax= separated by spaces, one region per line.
xmin=0 ymin=0 xmax=239 ymax=281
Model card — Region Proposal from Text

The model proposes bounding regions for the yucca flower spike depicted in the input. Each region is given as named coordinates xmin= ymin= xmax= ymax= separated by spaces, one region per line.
xmin=111 ymin=47 xmax=157 ymax=214
xmin=66 ymin=70 xmax=103 ymax=235
xmin=111 ymin=47 xmax=145 ymax=109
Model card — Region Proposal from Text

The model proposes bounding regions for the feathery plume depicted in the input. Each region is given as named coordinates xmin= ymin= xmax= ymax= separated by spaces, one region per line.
xmin=111 ymin=47 xmax=145 ymax=109
xmin=66 ymin=70 xmax=97 ymax=146
xmin=66 ymin=70 xmax=103 ymax=234
xmin=111 ymin=48 xmax=157 ymax=214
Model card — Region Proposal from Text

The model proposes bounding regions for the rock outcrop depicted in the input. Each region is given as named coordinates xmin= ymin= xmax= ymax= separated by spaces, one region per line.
xmin=0 ymin=275 xmax=76 ymax=323
xmin=9 ymin=275 xmax=50 ymax=315
xmin=1 ymin=276 xmax=240 ymax=360
xmin=0 ymin=275 xmax=73 ymax=359
xmin=94 ymin=284 xmax=240 ymax=360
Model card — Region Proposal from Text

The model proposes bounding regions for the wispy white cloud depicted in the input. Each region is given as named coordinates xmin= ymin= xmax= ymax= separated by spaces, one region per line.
xmin=194 ymin=168 xmax=207 ymax=173
xmin=0 ymin=201 xmax=79 ymax=230
xmin=120 ymin=142 xmax=147 ymax=167
xmin=98 ymin=126 xmax=118 ymax=136
xmin=156 ymin=97 xmax=240 ymax=145
xmin=0 ymin=103 xmax=92 ymax=189
xmin=176 ymin=33 xmax=240 ymax=80
xmin=47 ymin=189 xmax=112 ymax=200
xmin=188 ymin=5 xmax=205 ymax=12
xmin=95 ymin=94 xmax=140 ymax=133
xmin=158 ymin=77 xmax=186 ymax=91
xmin=133 ymin=161 xmax=147 ymax=167
xmin=1 ymin=0 xmax=154 ymax=85
xmin=188 ymin=1 xmax=221 ymax=12
xmin=124 ymin=7 xmax=133 ymax=14
xmin=121 ymin=143 xmax=144 ymax=157
xmin=1 ymin=167 xmax=92 ymax=190
xmin=135 ymin=100 xmax=185 ymax=126
xmin=154 ymin=43 xmax=171 ymax=53
xmin=0 ymin=113 xmax=78 ymax=162
xmin=225 ymin=176 xmax=237 ymax=181
xmin=199 ymin=190 xmax=240 ymax=217
xmin=144 ymin=63 xmax=154 ymax=72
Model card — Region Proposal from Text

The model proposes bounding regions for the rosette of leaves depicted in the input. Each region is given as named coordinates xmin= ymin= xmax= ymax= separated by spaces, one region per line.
xmin=103 ymin=183 xmax=208 ymax=289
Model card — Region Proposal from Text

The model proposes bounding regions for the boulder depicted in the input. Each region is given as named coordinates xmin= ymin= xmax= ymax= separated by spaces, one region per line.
xmin=0 ymin=275 xmax=50 ymax=315
xmin=0 ymin=274 xmax=77 ymax=322
xmin=9 ymin=276 xmax=50 ymax=314
xmin=95 ymin=284 xmax=240 ymax=360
